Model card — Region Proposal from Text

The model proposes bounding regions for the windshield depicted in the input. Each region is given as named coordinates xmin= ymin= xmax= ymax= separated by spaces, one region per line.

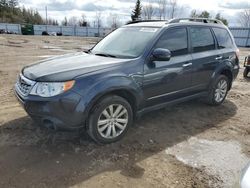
xmin=91 ymin=27 xmax=159 ymax=58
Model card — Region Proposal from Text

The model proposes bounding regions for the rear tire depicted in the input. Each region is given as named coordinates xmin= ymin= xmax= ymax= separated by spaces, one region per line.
xmin=206 ymin=75 xmax=229 ymax=106
xmin=243 ymin=68 xmax=249 ymax=78
xmin=87 ymin=95 xmax=133 ymax=144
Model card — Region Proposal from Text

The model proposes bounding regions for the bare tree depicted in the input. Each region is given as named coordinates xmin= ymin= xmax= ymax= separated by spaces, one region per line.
xmin=95 ymin=11 xmax=102 ymax=28
xmin=190 ymin=9 xmax=198 ymax=18
xmin=108 ymin=13 xmax=121 ymax=29
xmin=238 ymin=9 xmax=250 ymax=27
xmin=143 ymin=4 xmax=155 ymax=20
xmin=68 ymin=16 xmax=79 ymax=26
xmin=158 ymin=0 xmax=167 ymax=20
xmin=79 ymin=13 xmax=88 ymax=26
xmin=95 ymin=11 xmax=102 ymax=36
xmin=169 ymin=0 xmax=178 ymax=19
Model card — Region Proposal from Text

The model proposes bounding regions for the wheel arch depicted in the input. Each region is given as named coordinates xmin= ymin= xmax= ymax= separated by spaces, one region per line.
xmin=84 ymin=87 xmax=142 ymax=128
xmin=220 ymin=69 xmax=233 ymax=90
xmin=210 ymin=65 xmax=233 ymax=91
xmin=91 ymin=88 xmax=138 ymax=113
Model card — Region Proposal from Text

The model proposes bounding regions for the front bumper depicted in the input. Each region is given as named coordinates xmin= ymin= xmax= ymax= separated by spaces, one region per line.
xmin=14 ymin=85 xmax=87 ymax=130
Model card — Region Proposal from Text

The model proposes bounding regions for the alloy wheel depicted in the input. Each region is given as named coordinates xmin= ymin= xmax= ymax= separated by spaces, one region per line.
xmin=214 ymin=79 xmax=228 ymax=103
xmin=97 ymin=104 xmax=128 ymax=139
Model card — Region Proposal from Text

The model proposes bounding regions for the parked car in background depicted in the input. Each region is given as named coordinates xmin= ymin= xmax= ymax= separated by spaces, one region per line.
xmin=41 ymin=31 xmax=63 ymax=36
xmin=0 ymin=29 xmax=16 ymax=34
xmin=0 ymin=29 xmax=5 ymax=34
xmin=235 ymin=163 xmax=250 ymax=188
xmin=42 ymin=31 xmax=49 ymax=35
xmin=15 ymin=18 xmax=239 ymax=144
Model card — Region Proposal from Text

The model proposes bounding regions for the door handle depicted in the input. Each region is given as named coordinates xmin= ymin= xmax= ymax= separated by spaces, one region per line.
xmin=215 ymin=56 xmax=223 ymax=60
xmin=183 ymin=62 xmax=192 ymax=67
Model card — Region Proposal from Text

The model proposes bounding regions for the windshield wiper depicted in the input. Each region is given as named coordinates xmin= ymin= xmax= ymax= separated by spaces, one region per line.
xmin=83 ymin=49 xmax=92 ymax=54
xmin=94 ymin=53 xmax=117 ymax=58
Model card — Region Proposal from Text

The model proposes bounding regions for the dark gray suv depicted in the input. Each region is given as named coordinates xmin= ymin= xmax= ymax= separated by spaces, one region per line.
xmin=15 ymin=18 xmax=239 ymax=144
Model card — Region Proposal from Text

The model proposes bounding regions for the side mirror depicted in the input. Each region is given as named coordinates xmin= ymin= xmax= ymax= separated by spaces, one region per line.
xmin=152 ymin=48 xmax=171 ymax=61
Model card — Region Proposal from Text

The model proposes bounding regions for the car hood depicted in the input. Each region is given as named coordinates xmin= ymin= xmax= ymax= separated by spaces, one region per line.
xmin=23 ymin=52 xmax=131 ymax=82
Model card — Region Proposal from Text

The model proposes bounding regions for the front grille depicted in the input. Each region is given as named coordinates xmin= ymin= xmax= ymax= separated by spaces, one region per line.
xmin=16 ymin=74 xmax=36 ymax=96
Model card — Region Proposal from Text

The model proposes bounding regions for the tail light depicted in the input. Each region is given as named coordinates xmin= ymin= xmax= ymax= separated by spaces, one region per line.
xmin=236 ymin=48 xmax=240 ymax=60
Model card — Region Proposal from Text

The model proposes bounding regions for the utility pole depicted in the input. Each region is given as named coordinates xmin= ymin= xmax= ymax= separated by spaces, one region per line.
xmin=45 ymin=6 xmax=48 ymax=32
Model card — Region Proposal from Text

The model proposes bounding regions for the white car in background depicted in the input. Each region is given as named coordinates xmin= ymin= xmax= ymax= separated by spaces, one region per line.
xmin=50 ymin=32 xmax=57 ymax=36
xmin=237 ymin=163 xmax=250 ymax=188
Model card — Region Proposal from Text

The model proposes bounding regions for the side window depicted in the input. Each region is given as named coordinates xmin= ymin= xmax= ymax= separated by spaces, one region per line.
xmin=190 ymin=27 xmax=215 ymax=53
xmin=212 ymin=28 xmax=233 ymax=49
xmin=155 ymin=28 xmax=188 ymax=57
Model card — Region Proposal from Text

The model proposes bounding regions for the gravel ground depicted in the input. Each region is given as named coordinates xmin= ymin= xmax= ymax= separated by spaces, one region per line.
xmin=0 ymin=34 xmax=250 ymax=188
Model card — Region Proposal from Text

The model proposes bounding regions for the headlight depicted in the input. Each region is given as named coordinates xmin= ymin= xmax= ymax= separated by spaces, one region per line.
xmin=30 ymin=80 xmax=75 ymax=97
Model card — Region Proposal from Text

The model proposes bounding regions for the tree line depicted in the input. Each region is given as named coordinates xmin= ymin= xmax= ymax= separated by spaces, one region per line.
xmin=1 ymin=0 xmax=250 ymax=27
xmin=0 ymin=0 xmax=57 ymax=25
xmin=131 ymin=0 xmax=228 ymax=25
xmin=131 ymin=0 xmax=250 ymax=27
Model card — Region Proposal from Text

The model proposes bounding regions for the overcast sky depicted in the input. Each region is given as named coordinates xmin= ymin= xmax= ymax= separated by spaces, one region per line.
xmin=19 ymin=0 xmax=250 ymax=26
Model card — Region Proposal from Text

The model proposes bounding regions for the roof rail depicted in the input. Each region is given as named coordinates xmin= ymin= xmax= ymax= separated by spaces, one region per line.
xmin=169 ymin=18 xmax=223 ymax=25
xmin=126 ymin=20 xmax=167 ymax=25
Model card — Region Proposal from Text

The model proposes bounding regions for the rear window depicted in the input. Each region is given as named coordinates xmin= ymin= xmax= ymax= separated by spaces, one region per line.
xmin=190 ymin=27 xmax=215 ymax=53
xmin=212 ymin=28 xmax=233 ymax=49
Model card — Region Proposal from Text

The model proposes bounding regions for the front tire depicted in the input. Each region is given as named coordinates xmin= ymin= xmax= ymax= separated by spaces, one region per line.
xmin=206 ymin=75 xmax=229 ymax=106
xmin=87 ymin=95 xmax=133 ymax=144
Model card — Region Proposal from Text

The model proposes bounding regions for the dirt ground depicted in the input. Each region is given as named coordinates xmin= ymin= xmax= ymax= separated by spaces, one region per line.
xmin=0 ymin=34 xmax=250 ymax=188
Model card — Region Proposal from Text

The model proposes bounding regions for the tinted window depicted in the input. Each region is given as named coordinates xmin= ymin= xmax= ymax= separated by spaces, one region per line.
xmin=92 ymin=27 xmax=159 ymax=58
xmin=213 ymin=28 xmax=233 ymax=49
xmin=155 ymin=28 xmax=188 ymax=56
xmin=190 ymin=27 xmax=215 ymax=53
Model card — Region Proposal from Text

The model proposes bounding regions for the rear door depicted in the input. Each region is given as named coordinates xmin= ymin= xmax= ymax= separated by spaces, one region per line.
xmin=212 ymin=27 xmax=238 ymax=69
xmin=189 ymin=26 xmax=221 ymax=92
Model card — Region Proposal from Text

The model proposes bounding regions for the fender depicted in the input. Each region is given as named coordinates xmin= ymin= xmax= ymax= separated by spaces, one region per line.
xmin=209 ymin=60 xmax=234 ymax=89
xmin=74 ymin=73 xmax=144 ymax=123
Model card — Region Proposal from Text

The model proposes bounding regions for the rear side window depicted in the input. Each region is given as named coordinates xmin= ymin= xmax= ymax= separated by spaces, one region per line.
xmin=155 ymin=27 xmax=188 ymax=57
xmin=212 ymin=28 xmax=233 ymax=49
xmin=190 ymin=27 xmax=215 ymax=53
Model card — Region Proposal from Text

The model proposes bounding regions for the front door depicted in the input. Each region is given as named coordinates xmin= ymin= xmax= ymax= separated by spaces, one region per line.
xmin=143 ymin=27 xmax=193 ymax=107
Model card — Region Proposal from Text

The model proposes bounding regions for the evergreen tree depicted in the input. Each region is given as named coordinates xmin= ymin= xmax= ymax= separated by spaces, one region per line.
xmin=215 ymin=13 xmax=228 ymax=26
xmin=33 ymin=10 xmax=43 ymax=24
xmin=199 ymin=11 xmax=210 ymax=18
xmin=0 ymin=0 xmax=8 ymax=8
xmin=8 ymin=0 xmax=18 ymax=9
xmin=190 ymin=10 xmax=229 ymax=26
xmin=131 ymin=0 xmax=142 ymax=21
xmin=0 ymin=0 xmax=47 ymax=24
xmin=62 ymin=17 xmax=68 ymax=26
xmin=0 ymin=0 xmax=8 ymax=12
